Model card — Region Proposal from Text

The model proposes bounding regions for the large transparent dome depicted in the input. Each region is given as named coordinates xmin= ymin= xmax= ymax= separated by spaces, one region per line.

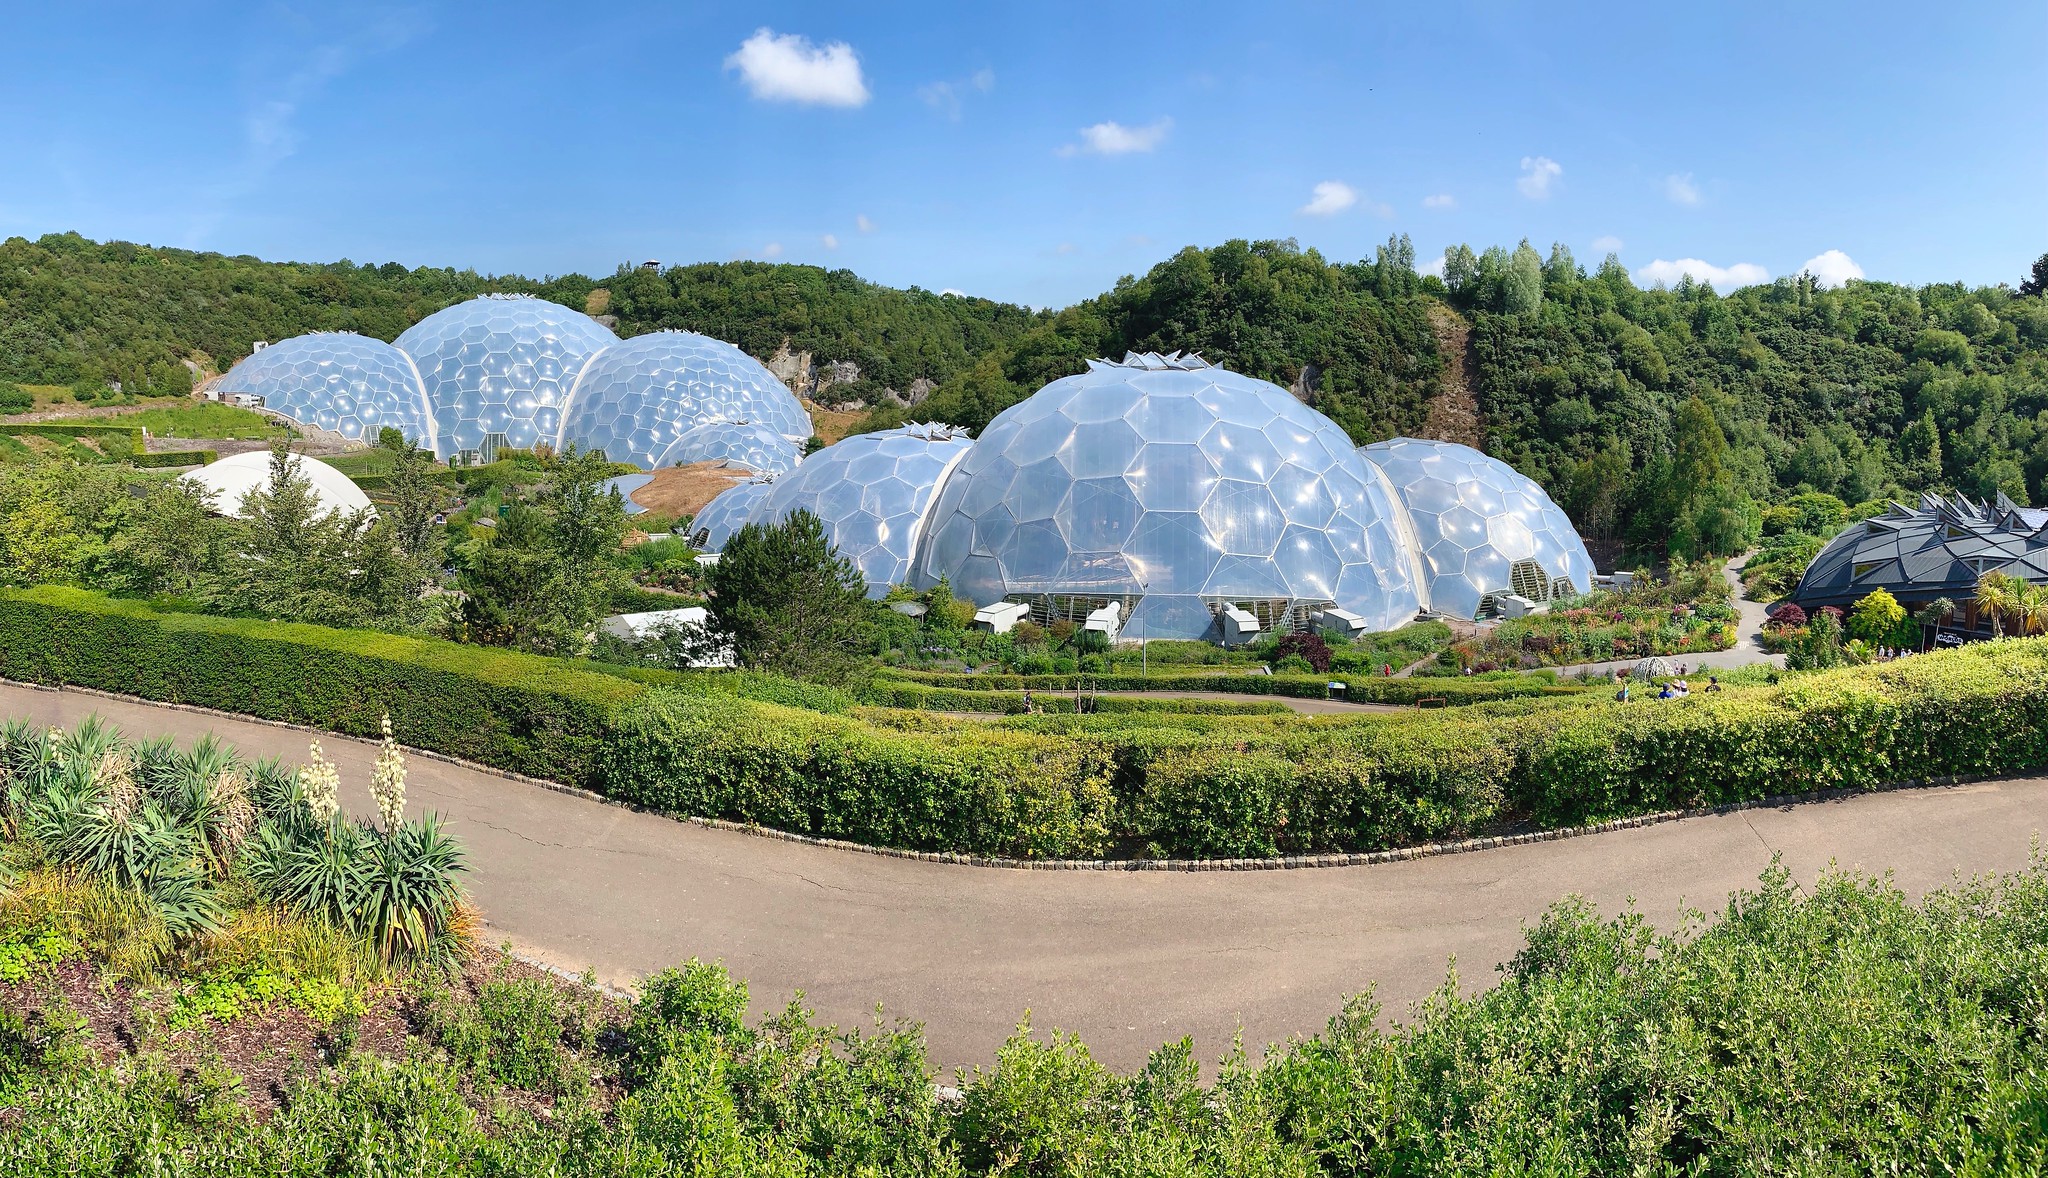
xmin=1359 ymin=437 xmax=1595 ymax=619
xmin=556 ymin=330 xmax=811 ymax=469
xmin=662 ymin=420 xmax=802 ymax=476
xmin=687 ymin=477 xmax=777 ymax=551
xmin=215 ymin=332 xmax=431 ymax=444
xmin=915 ymin=353 xmax=1422 ymax=639
xmin=753 ymin=423 xmax=973 ymax=597
xmin=394 ymin=294 xmax=617 ymax=460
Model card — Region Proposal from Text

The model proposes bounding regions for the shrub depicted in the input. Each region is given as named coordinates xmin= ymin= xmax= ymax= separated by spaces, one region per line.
xmin=1270 ymin=631 xmax=1332 ymax=673
xmin=427 ymin=968 xmax=596 ymax=1095
xmin=1768 ymin=601 xmax=1807 ymax=629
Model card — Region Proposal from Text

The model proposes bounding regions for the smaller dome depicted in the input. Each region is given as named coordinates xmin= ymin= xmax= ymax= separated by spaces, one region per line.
xmin=180 ymin=451 xmax=375 ymax=521
xmin=557 ymin=329 xmax=811 ymax=470
xmin=688 ymin=477 xmax=776 ymax=551
xmin=755 ymin=423 xmax=974 ymax=596
xmin=1359 ymin=437 xmax=1595 ymax=620
xmin=658 ymin=420 xmax=802 ymax=475
xmin=215 ymin=332 xmax=431 ymax=445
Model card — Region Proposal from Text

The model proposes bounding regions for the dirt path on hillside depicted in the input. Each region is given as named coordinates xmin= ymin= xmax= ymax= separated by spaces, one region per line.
xmin=1418 ymin=303 xmax=1483 ymax=447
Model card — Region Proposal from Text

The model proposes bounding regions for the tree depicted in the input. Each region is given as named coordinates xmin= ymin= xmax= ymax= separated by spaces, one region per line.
xmin=216 ymin=445 xmax=436 ymax=631
xmin=457 ymin=448 xmax=630 ymax=653
xmin=2019 ymin=253 xmax=2048 ymax=299
xmin=1847 ymin=589 xmax=1907 ymax=645
xmin=705 ymin=509 xmax=874 ymax=684
xmin=1503 ymin=241 xmax=1544 ymax=315
xmin=1914 ymin=597 xmax=1956 ymax=651
xmin=1974 ymin=571 xmax=2020 ymax=639
xmin=103 ymin=479 xmax=223 ymax=596
xmin=1442 ymin=244 xmax=1478 ymax=293
xmin=380 ymin=431 xmax=444 ymax=562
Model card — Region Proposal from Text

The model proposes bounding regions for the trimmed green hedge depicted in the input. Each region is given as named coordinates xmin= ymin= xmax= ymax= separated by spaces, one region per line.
xmin=603 ymin=690 xmax=1118 ymax=858
xmin=857 ymin=679 xmax=1290 ymax=716
xmin=11 ymin=588 xmax=2048 ymax=860
xmin=0 ymin=587 xmax=644 ymax=786
xmin=129 ymin=448 xmax=217 ymax=468
xmin=878 ymin=667 xmax=1579 ymax=706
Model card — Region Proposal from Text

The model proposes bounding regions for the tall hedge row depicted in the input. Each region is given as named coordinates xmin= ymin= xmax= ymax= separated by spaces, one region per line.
xmin=0 ymin=587 xmax=642 ymax=785
xmin=7 ymin=588 xmax=2048 ymax=860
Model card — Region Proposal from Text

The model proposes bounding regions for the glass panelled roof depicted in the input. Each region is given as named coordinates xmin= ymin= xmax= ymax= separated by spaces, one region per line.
xmin=393 ymin=294 xmax=618 ymax=460
xmin=754 ymin=423 xmax=973 ymax=597
xmin=914 ymin=353 xmax=1423 ymax=639
xmin=557 ymin=329 xmax=811 ymax=469
xmin=215 ymin=332 xmax=431 ymax=444
xmin=1359 ymin=437 xmax=1596 ymax=619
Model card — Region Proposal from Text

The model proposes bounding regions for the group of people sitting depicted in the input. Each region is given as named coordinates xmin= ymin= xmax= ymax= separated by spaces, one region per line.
xmin=1612 ymin=666 xmax=1722 ymax=702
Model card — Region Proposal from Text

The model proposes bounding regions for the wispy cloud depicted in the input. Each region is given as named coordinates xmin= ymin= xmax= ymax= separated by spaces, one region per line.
xmin=1664 ymin=172 xmax=1702 ymax=206
xmin=1422 ymin=193 xmax=1456 ymax=210
xmin=1635 ymin=257 xmax=1769 ymax=290
xmin=1516 ymin=155 xmax=1562 ymax=199
xmin=820 ymin=233 xmax=838 ymax=250
xmin=1300 ymin=181 xmax=1357 ymax=216
xmin=1418 ymin=254 xmax=1448 ymax=278
xmin=190 ymin=9 xmax=426 ymax=244
xmin=856 ymin=213 xmax=876 ymax=233
xmin=761 ymin=241 xmax=784 ymax=258
xmin=1798 ymin=249 xmax=1864 ymax=288
xmin=918 ymin=68 xmax=992 ymax=122
xmin=1060 ymin=118 xmax=1172 ymax=157
xmin=725 ymin=28 xmax=869 ymax=107
xmin=1592 ymin=235 xmax=1624 ymax=254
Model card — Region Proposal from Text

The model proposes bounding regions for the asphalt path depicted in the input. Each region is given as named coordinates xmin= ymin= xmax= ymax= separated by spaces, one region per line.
xmin=7 ymin=683 xmax=2041 ymax=1076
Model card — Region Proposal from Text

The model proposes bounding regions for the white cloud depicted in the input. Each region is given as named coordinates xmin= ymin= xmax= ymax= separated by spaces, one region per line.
xmin=1061 ymin=118 xmax=1172 ymax=156
xmin=1300 ymin=180 xmax=1358 ymax=216
xmin=1055 ymin=241 xmax=1076 ymax=255
xmin=971 ymin=67 xmax=994 ymax=93
xmin=1418 ymin=255 xmax=1448 ymax=278
xmin=1592 ymin=235 xmax=1624 ymax=254
xmin=941 ymin=288 xmax=966 ymax=297
xmin=820 ymin=233 xmax=838 ymax=250
xmin=1798 ymin=249 xmax=1865 ymax=288
xmin=856 ymin=213 xmax=876 ymax=233
xmin=1635 ymin=257 xmax=1769 ymax=290
xmin=761 ymin=242 xmax=784 ymax=258
xmin=1664 ymin=172 xmax=1702 ymax=206
xmin=1422 ymin=193 xmax=1456 ymax=210
xmin=725 ymin=28 xmax=869 ymax=107
xmin=1516 ymin=155 xmax=1562 ymax=199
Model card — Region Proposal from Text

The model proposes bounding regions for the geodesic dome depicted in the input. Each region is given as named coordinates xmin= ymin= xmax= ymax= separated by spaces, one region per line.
xmin=753 ymin=423 xmax=974 ymax=596
xmin=393 ymin=294 xmax=618 ymax=460
xmin=555 ymin=329 xmax=810 ymax=469
xmin=687 ymin=477 xmax=777 ymax=551
xmin=214 ymin=332 xmax=432 ymax=444
xmin=1359 ymin=437 xmax=1595 ymax=620
xmin=657 ymin=420 xmax=802 ymax=476
xmin=913 ymin=353 xmax=1423 ymax=639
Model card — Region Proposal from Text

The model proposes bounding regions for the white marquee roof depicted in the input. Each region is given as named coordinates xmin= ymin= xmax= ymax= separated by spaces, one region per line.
xmin=180 ymin=451 xmax=376 ymax=520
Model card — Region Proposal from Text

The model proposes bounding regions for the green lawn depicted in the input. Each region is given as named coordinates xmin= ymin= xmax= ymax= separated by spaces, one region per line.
xmin=124 ymin=402 xmax=290 ymax=439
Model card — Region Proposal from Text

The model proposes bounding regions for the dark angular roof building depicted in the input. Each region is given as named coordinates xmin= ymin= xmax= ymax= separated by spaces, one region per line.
xmin=1793 ymin=492 xmax=2048 ymax=611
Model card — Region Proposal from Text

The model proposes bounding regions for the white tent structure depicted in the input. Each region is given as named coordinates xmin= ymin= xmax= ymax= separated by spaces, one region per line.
xmin=180 ymin=451 xmax=376 ymax=521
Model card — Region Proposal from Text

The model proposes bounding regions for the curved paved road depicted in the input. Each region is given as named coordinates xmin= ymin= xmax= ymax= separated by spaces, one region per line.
xmin=7 ymin=684 xmax=2041 ymax=1074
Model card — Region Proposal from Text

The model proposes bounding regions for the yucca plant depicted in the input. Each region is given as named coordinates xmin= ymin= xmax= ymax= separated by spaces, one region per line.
xmin=139 ymin=733 xmax=255 ymax=876
xmin=249 ymin=814 xmax=466 ymax=969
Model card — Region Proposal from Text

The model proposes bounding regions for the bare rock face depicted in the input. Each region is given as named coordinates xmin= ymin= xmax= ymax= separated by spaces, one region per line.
xmin=882 ymin=377 xmax=938 ymax=409
xmin=821 ymin=360 xmax=861 ymax=387
xmin=1289 ymin=362 xmax=1323 ymax=406
xmin=765 ymin=341 xmax=814 ymax=391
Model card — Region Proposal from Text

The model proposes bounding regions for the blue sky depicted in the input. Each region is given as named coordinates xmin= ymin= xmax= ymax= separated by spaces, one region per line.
xmin=1 ymin=2 xmax=2040 ymax=308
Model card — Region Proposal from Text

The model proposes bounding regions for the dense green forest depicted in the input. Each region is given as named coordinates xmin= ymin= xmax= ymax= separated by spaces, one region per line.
xmin=2 ymin=230 xmax=2044 ymax=559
